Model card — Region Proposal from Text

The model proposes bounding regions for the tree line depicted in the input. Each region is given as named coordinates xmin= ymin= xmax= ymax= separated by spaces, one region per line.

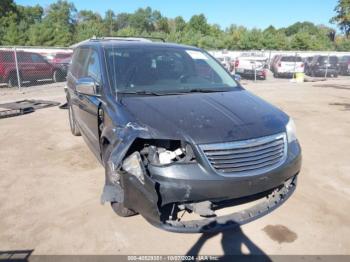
xmin=0 ymin=0 xmax=349 ymax=51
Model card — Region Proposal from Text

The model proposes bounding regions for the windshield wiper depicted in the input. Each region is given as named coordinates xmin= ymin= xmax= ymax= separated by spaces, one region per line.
xmin=186 ymin=88 xmax=228 ymax=93
xmin=117 ymin=91 xmax=163 ymax=96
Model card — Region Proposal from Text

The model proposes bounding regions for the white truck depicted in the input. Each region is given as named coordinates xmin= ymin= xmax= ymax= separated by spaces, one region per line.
xmin=272 ymin=55 xmax=304 ymax=78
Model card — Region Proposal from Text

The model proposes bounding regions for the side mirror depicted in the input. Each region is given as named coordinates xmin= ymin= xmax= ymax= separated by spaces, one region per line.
xmin=76 ymin=77 xmax=100 ymax=96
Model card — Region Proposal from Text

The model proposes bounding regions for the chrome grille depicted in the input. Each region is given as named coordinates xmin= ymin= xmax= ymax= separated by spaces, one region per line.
xmin=199 ymin=133 xmax=287 ymax=175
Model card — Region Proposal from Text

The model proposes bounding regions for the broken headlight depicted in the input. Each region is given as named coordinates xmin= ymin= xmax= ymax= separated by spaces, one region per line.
xmin=140 ymin=141 xmax=196 ymax=166
xmin=122 ymin=152 xmax=146 ymax=184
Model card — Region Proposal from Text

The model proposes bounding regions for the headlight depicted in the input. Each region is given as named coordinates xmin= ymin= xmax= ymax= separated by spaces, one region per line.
xmin=286 ymin=118 xmax=297 ymax=143
xmin=122 ymin=152 xmax=145 ymax=184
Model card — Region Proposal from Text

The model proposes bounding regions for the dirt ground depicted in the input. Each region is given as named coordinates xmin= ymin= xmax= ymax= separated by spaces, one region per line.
xmin=0 ymin=74 xmax=350 ymax=256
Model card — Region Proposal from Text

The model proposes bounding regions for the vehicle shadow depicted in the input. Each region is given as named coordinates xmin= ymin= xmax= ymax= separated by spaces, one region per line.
xmin=186 ymin=226 xmax=271 ymax=262
xmin=0 ymin=250 xmax=33 ymax=261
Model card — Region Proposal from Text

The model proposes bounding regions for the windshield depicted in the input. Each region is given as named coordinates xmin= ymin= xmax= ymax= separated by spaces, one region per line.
xmin=105 ymin=46 xmax=238 ymax=94
xmin=281 ymin=56 xmax=302 ymax=62
xmin=319 ymin=56 xmax=338 ymax=64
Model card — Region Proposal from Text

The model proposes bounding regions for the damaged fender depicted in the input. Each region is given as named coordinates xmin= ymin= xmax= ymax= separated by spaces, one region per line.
xmin=100 ymin=121 xmax=159 ymax=204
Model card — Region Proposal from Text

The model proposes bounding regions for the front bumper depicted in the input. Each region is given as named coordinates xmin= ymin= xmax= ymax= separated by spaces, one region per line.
xmin=120 ymin=140 xmax=301 ymax=233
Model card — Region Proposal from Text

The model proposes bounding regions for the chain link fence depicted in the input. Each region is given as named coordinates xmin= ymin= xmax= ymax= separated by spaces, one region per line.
xmin=0 ymin=46 xmax=73 ymax=90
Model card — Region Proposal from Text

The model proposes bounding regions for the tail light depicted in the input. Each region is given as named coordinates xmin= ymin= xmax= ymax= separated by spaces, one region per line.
xmin=235 ymin=60 xmax=239 ymax=68
xmin=0 ymin=64 xmax=5 ymax=76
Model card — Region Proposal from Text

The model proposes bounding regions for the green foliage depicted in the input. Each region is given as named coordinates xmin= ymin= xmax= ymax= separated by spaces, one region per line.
xmin=187 ymin=14 xmax=210 ymax=35
xmin=74 ymin=10 xmax=106 ymax=42
xmin=330 ymin=0 xmax=350 ymax=37
xmin=0 ymin=0 xmax=348 ymax=51
xmin=26 ymin=0 xmax=77 ymax=46
xmin=335 ymin=36 xmax=350 ymax=50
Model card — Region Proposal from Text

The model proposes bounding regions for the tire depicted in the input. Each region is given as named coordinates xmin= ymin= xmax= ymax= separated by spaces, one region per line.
xmin=53 ymin=69 xmax=64 ymax=83
xmin=111 ymin=202 xmax=136 ymax=217
xmin=103 ymin=145 xmax=137 ymax=217
xmin=68 ymin=99 xmax=81 ymax=136
xmin=7 ymin=73 xmax=19 ymax=88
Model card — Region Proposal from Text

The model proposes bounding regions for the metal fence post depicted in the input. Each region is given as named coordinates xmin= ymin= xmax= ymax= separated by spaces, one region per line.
xmin=293 ymin=52 xmax=297 ymax=79
xmin=254 ymin=61 xmax=257 ymax=82
xmin=13 ymin=47 xmax=21 ymax=90
xmin=324 ymin=52 xmax=330 ymax=79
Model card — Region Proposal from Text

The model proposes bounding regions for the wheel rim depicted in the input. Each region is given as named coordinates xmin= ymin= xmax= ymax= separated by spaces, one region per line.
xmin=68 ymin=104 xmax=75 ymax=131
xmin=54 ymin=71 xmax=57 ymax=82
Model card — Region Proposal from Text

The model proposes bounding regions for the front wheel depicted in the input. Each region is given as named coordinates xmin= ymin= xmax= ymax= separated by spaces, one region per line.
xmin=111 ymin=202 xmax=137 ymax=217
xmin=53 ymin=70 xmax=64 ymax=82
xmin=68 ymin=100 xmax=81 ymax=136
xmin=7 ymin=74 xmax=19 ymax=88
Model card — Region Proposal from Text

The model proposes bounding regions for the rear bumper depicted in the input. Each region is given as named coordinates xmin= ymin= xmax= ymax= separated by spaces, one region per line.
xmin=120 ymin=140 xmax=302 ymax=233
xmin=236 ymin=69 xmax=266 ymax=79
xmin=313 ymin=68 xmax=338 ymax=76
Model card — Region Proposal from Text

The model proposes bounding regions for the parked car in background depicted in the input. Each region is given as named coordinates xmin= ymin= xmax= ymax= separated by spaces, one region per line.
xmin=272 ymin=55 xmax=304 ymax=78
xmin=303 ymin=56 xmax=314 ymax=74
xmin=235 ymin=54 xmax=267 ymax=80
xmin=339 ymin=56 xmax=350 ymax=76
xmin=51 ymin=56 xmax=71 ymax=80
xmin=51 ymin=52 xmax=73 ymax=64
xmin=306 ymin=55 xmax=339 ymax=77
xmin=270 ymin=54 xmax=281 ymax=72
xmin=216 ymin=56 xmax=232 ymax=72
xmin=0 ymin=50 xmax=65 ymax=87
xmin=43 ymin=52 xmax=72 ymax=63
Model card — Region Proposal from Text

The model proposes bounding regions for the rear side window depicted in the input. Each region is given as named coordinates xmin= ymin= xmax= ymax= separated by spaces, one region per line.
xmin=86 ymin=49 xmax=101 ymax=82
xmin=18 ymin=53 xmax=32 ymax=62
xmin=318 ymin=56 xmax=338 ymax=64
xmin=340 ymin=56 xmax=350 ymax=62
xmin=281 ymin=56 xmax=302 ymax=62
xmin=0 ymin=52 xmax=14 ymax=62
xmin=55 ymin=53 xmax=71 ymax=59
xmin=30 ymin=53 xmax=46 ymax=63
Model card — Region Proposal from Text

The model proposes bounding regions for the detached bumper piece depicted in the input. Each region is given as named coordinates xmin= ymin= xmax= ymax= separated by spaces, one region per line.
xmin=122 ymin=168 xmax=297 ymax=233
xmin=0 ymin=99 xmax=60 ymax=119
xmin=159 ymin=176 xmax=297 ymax=233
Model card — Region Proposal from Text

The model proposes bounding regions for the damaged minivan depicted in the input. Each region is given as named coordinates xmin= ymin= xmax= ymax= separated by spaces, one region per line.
xmin=66 ymin=37 xmax=301 ymax=233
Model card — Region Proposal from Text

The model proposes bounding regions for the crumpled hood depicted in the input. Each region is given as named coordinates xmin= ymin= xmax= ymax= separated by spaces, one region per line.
xmin=121 ymin=90 xmax=289 ymax=144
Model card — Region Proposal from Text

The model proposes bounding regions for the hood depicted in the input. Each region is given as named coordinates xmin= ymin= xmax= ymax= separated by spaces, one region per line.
xmin=121 ymin=90 xmax=288 ymax=144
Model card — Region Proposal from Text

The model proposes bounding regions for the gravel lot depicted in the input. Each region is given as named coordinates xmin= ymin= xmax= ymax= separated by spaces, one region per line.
xmin=0 ymin=74 xmax=350 ymax=256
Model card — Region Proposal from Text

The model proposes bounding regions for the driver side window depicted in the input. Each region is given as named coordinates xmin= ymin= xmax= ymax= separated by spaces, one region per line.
xmin=86 ymin=49 xmax=101 ymax=83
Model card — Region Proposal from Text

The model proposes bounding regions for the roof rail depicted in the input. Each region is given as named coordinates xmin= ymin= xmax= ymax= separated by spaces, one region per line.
xmin=70 ymin=36 xmax=166 ymax=48
xmin=90 ymin=36 xmax=166 ymax=42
